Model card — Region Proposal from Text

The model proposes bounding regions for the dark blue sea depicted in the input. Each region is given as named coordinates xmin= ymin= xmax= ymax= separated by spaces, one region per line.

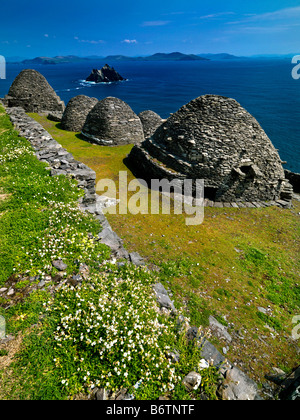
xmin=1 ymin=59 xmax=299 ymax=172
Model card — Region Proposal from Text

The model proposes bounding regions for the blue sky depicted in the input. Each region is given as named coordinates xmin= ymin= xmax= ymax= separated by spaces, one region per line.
xmin=1 ymin=0 xmax=300 ymax=57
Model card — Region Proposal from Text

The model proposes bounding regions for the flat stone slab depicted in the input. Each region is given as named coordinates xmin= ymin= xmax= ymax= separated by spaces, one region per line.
xmin=153 ymin=283 xmax=176 ymax=313
xmin=209 ymin=316 xmax=232 ymax=343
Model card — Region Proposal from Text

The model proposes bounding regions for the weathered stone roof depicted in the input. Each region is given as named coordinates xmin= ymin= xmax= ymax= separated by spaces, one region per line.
xmin=61 ymin=95 xmax=98 ymax=132
xmin=128 ymin=95 xmax=288 ymax=203
xmin=82 ymin=96 xmax=144 ymax=146
xmin=6 ymin=69 xmax=65 ymax=113
xmin=138 ymin=110 xmax=163 ymax=138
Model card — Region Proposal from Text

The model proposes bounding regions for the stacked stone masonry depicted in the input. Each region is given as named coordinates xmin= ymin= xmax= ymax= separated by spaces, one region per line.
xmin=128 ymin=95 xmax=293 ymax=207
xmin=6 ymin=107 xmax=97 ymax=205
xmin=61 ymin=95 xmax=98 ymax=132
xmin=138 ymin=110 xmax=164 ymax=138
xmin=5 ymin=106 xmax=138 ymax=262
xmin=82 ymin=96 xmax=144 ymax=146
xmin=4 ymin=69 xmax=65 ymax=113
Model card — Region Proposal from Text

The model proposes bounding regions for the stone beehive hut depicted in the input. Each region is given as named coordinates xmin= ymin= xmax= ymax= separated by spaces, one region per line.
xmin=128 ymin=95 xmax=291 ymax=203
xmin=82 ymin=97 xmax=144 ymax=146
xmin=61 ymin=95 xmax=98 ymax=132
xmin=138 ymin=110 xmax=163 ymax=138
xmin=5 ymin=69 xmax=65 ymax=113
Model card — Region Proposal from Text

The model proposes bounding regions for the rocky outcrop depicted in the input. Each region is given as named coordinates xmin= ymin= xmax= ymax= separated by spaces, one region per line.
xmin=4 ymin=69 xmax=65 ymax=113
xmin=82 ymin=97 xmax=144 ymax=146
xmin=86 ymin=64 xmax=126 ymax=83
xmin=138 ymin=110 xmax=164 ymax=138
xmin=61 ymin=95 xmax=98 ymax=132
xmin=128 ymin=95 xmax=292 ymax=205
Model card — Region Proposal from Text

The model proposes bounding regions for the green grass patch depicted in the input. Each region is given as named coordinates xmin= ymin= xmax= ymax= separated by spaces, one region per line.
xmin=0 ymin=108 xmax=110 ymax=285
xmin=2 ymin=264 xmax=219 ymax=400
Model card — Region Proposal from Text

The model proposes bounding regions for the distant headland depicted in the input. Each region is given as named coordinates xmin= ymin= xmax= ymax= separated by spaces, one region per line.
xmin=8 ymin=52 xmax=245 ymax=64
xmin=6 ymin=52 xmax=297 ymax=64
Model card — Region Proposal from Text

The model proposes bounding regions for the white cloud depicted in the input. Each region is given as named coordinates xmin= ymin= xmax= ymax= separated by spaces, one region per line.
xmin=122 ymin=39 xmax=138 ymax=44
xmin=44 ymin=34 xmax=49 ymax=38
xmin=141 ymin=20 xmax=170 ymax=27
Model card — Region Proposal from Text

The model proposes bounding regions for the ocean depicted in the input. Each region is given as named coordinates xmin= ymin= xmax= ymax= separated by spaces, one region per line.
xmin=1 ymin=59 xmax=299 ymax=172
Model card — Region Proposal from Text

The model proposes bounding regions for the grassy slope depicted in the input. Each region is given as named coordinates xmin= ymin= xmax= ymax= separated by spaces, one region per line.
xmin=0 ymin=109 xmax=220 ymax=400
xmin=0 ymin=108 xmax=109 ymax=398
xmin=29 ymin=114 xmax=300 ymax=385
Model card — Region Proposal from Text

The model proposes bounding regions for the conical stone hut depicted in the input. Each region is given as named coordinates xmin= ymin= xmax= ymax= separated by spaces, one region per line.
xmin=128 ymin=95 xmax=291 ymax=203
xmin=82 ymin=97 xmax=144 ymax=146
xmin=138 ymin=110 xmax=164 ymax=138
xmin=61 ymin=95 xmax=98 ymax=132
xmin=5 ymin=69 xmax=65 ymax=113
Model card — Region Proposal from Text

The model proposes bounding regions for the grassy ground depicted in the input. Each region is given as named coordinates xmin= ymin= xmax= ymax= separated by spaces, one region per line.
xmin=0 ymin=109 xmax=221 ymax=400
xmin=28 ymin=114 xmax=300 ymax=387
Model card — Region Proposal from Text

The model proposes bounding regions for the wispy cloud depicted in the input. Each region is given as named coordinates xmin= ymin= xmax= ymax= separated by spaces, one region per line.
xmin=227 ymin=25 xmax=297 ymax=35
xmin=74 ymin=37 xmax=105 ymax=44
xmin=141 ymin=20 xmax=171 ymax=27
xmin=122 ymin=39 xmax=138 ymax=44
xmin=198 ymin=11 xmax=235 ymax=20
xmin=163 ymin=11 xmax=185 ymax=16
xmin=227 ymin=6 xmax=300 ymax=25
xmin=223 ymin=6 xmax=300 ymax=36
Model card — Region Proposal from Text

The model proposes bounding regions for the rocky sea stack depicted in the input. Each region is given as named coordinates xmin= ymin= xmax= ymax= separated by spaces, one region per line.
xmin=86 ymin=64 xmax=126 ymax=83
xmin=4 ymin=69 xmax=65 ymax=113
xmin=128 ymin=95 xmax=293 ymax=204
xmin=61 ymin=95 xmax=98 ymax=132
xmin=82 ymin=97 xmax=144 ymax=146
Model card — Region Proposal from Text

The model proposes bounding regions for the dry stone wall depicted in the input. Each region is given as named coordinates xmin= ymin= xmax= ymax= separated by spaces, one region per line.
xmin=5 ymin=106 xmax=140 ymax=263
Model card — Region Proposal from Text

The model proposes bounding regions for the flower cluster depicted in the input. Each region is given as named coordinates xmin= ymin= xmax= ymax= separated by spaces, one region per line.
xmin=47 ymin=265 xmax=183 ymax=396
xmin=0 ymin=144 xmax=35 ymax=164
xmin=15 ymin=201 xmax=109 ymax=277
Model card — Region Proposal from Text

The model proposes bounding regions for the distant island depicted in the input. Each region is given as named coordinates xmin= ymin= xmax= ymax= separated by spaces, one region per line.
xmin=19 ymin=52 xmax=211 ymax=64
xmin=6 ymin=52 xmax=296 ymax=64
xmin=21 ymin=55 xmax=91 ymax=65
xmin=86 ymin=64 xmax=126 ymax=83
xmin=105 ymin=52 xmax=210 ymax=62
